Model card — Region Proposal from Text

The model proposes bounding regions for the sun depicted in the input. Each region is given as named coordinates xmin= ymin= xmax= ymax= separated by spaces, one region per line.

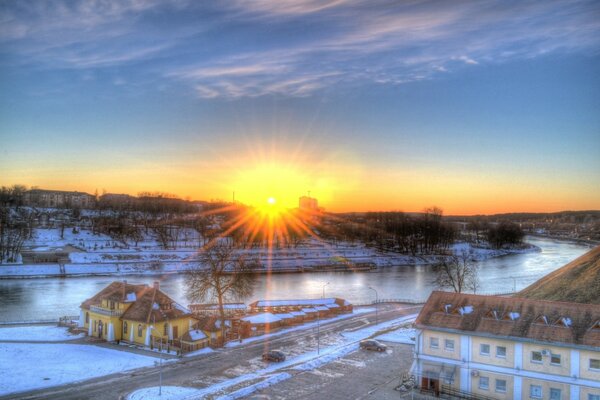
xmin=267 ymin=197 xmax=276 ymax=205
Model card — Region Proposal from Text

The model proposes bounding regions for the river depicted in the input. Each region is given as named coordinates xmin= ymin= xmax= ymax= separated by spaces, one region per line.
xmin=0 ymin=237 xmax=592 ymax=322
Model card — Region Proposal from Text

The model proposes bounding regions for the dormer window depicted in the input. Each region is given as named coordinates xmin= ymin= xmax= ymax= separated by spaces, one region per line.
xmin=534 ymin=315 xmax=549 ymax=325
xmin=506 ymin=312 xmax=520 ymax=321
xmin=443 ymin=304 xmax=452 ymax=314
xmin=458 ymin=305 xmax=473 ymax=315
xmin=591 ymin=321 xmax=600 ymax=331
xmin=555 ymin=317 xmax=572 ymax=328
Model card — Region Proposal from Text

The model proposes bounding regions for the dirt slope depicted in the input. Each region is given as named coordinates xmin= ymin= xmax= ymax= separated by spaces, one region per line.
xmin=518 ymin=245 xmax=600 ymax=304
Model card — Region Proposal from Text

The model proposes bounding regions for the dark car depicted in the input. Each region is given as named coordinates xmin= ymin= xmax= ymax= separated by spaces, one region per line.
xmin=359 ymin=339 xmax=387 ymax=352
xmin=262 ymin=350 xmax=286 ymax=362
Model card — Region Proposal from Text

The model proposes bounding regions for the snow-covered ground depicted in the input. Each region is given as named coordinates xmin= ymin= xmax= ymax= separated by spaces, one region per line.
xmin=225 ymin=308 xmax=374 ymax=348
xmin=375 ymin=326 xmax=417 ymax=345
xmin=127 ymin=313 xmax=418 ymax=400
xmin=2 ymin=227 xmax=539 ymax=277
xmin=0 ymin=343 xmax=160 ymax=396
xmin=0 ymin=325 xmax=84 ymax=342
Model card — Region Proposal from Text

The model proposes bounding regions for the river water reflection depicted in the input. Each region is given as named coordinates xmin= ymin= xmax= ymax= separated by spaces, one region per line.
xmin=0 ymin=237 xmax=592 ymax=322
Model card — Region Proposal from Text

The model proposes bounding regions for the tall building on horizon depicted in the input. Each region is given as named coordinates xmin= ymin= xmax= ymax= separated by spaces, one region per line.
xmin=299 ymin=195 xmax=318 ymax=211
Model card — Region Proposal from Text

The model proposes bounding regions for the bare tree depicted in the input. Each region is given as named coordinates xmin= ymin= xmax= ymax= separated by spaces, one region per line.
xmin=185 ymin=243 xmax=258 ymax=344
xmin=434 ymin=251 xmax=479 ymax=293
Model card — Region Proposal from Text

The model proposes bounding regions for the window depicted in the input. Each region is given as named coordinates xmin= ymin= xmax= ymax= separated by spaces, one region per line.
xmin=495 ymin=346 xmax=507 ymax=358
xmin=85 ymin=312 xmax=89 ymax=323
xmin=590 ymin=359 xmax=600 ymax=370
xmin=430 ymin=337 xmax=439 ymax=349
xmin=530 ymin=385 xmax=542 ymax=399
xmin=445 ymin=339 xmax=455 ymax=351
xmin=164 ymin=323 xmax=168 ymax=336
xmin=479 ymin=376 xmax=489 ymax=390
xmin=588 ymin=394 xmax=600 ymax=400
xmin=123 ymin=321 xmax=128 ymax=334
xmin=480 ymin=344 xmax=490 ymax=356
xmin=110 ymin=301 xmax=115 ymax=310
xmin=551 ymin=353 xmax=561 ymax=365
xmin=550 ymin=388 xmax=561 ymax=400
xmin=93 ymin=320 xmax=97 ymax=332
xmin=531 ymin=351 xmax=543 ymax=363
xmin=495 ymin=379 xmax=507 ymax=393
xmin=138 ymin=324 xmax=143 ymax=337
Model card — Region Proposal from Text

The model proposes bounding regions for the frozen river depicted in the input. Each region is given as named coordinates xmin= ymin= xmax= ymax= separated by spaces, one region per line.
xmin=0 ymin=237 xmax=592 ymax=322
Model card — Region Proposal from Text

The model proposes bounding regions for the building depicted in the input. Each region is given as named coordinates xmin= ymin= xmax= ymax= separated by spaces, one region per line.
xmin=24 ymin=189 xmax=95 ymax=209
xmin=189 ymin=303 xmax=247 ymax=318
xmin=80 ymin=281 xmax=202 ymax=350
xmin=412 ymin=291 xmax=600 ymax=400
xmin=299 ymin=195 xmax=318 ymax=211
xmin=248 ymin=298 xmax=352 ymax=314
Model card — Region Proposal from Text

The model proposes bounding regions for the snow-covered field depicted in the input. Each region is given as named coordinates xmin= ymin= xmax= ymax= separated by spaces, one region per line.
xmin=0 ymin=343 xmax=160 ymax=396
xmin=0 ymin=325 xmax=84 ymax=342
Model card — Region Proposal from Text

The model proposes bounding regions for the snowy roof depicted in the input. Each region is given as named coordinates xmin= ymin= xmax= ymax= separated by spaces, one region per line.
xmin=253 ymin=298 xmax=338 ymax=307
xmin=187 ymin=329 xmax=207 ymax=341
xmin=302 ymin=308 xmax=318 ymax=313
xmin=314 ymin=306 xmax=329 ymax=311
xmin=241 ymin=313 xmax=282 ymax=324
xmin=275 ymin=313 xmax=295 ymax=319
xmin=458 ymin=305 xmax=473 ymax=315
xmin=290 ymin=311 xmax=306 ymax=316
xmin=326 ymin=304 xmax=340 ymax=308
xmin=173 ymin=303 xmax=191 ymax=314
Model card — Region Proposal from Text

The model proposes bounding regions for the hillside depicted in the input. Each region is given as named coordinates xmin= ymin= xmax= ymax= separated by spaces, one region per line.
xmin=518 ymin=245 xmax=600 ymax=304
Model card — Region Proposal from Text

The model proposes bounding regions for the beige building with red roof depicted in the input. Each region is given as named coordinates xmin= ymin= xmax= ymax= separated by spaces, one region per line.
xmin=80 ymin=281 xmax=206 ymax=350
xmin=412 ymin=291 xmax=600 ymax=400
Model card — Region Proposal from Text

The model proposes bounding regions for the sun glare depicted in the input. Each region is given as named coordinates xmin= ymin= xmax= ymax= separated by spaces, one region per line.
xmin=267 ymin=197 xmax=276 ymax=205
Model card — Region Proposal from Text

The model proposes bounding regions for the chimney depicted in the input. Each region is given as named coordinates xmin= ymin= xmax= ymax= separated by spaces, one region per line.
xmin=122 ymin=280 xmax=127 ymax=299
xmin=153 ymin=281 xmax=160 ymax=291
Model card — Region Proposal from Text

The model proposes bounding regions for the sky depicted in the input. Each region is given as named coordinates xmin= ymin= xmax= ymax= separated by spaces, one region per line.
xmin=1 ymin=0 xmax=599 ymax=214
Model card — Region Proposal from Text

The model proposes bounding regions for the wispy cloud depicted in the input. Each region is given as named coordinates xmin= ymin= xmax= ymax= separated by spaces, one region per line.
xmin=2 ymin=0 xmax=599 ymax=98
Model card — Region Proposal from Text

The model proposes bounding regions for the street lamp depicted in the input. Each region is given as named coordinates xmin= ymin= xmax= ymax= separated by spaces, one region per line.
xmin=510 ymin=276 xmax=517 ymax=293
xmin=149 ymin=325 xmax=163 ymax=396
xmin=322 ymin=282 xmax=330 ymax=298
xmin=368 ymin=286 xmax=379 ymax=325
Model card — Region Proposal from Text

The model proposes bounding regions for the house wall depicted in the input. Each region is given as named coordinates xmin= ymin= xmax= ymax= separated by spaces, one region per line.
xmin=522 ymin=343 xmax=571 ymax=377
xmin=521 ymin=377 xmax=569 ymax=400
xmin=579 ymin=350 xmax=600 ymax=381
xmin=86 ymin=311 xmax=122 ymax=341
xmin=422 ymin=330 xmax=462 ymax=361
xmin=471 ymin=370 xmax=514 ymax=400
xmin=580 ymin=385 xmax=600 ymax=400
xmin=471 ymin=337 xmax=515 ymax=369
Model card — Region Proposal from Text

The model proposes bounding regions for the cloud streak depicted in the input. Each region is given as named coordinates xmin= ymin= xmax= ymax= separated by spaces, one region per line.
xmin=1 ymin=0 xmax=599 ymax=98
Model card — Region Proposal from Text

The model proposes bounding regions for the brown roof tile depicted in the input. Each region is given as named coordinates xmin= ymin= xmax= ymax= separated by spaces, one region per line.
xmin=416 ymin=291 xmax=600 ymax=348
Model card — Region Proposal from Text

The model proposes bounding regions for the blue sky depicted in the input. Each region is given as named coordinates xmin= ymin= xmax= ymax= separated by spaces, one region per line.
xmin=1 ymin=0 xmax=599 ymax=213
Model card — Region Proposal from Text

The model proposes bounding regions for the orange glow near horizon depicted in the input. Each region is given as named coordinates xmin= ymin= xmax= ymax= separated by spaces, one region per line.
xmin=2 ymin=142 xmax=599 ymax=215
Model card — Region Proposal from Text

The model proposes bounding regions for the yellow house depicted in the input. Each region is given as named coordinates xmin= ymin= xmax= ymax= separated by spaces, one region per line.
xmin=80 ymin=281 xmax=207 ymax=350
xmin=412 ymin=291 xmax=600 ymax=400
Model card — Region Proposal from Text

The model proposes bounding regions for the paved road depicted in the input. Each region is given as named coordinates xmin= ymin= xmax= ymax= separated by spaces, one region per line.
xmin=5 ymin=304 xmax=420 ymax=400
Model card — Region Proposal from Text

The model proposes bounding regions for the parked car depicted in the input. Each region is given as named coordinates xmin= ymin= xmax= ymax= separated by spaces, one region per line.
xmin=359 ymin=339 xmax=387 ymax=352
xmin=262 ymin=350 xmax=286 ymax=362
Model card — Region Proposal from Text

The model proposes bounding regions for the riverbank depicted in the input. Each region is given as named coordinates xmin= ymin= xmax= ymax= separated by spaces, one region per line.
xmin=0 ymin=241 xmax=540 ymax=279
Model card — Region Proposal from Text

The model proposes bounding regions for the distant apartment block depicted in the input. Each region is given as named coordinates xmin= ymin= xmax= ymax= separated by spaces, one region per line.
xmin=412 ymin=291 xmax=600 ymax=400
xmin=299 ymin=195 xmax=318 ymax=210
xmin=24 ymin=189 xmax=95 ymax=209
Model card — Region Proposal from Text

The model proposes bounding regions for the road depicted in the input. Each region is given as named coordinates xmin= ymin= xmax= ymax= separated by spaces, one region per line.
xmin=5 ymin=304 xmax=420 ymax=400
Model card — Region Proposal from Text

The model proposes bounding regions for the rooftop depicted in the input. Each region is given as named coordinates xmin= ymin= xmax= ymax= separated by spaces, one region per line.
xmin=416 ymin=291 xmax=600 ymax=348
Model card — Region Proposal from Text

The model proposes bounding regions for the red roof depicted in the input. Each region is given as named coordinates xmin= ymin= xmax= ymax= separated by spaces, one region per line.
xmin=416 ymin=291 xmax=600 ymax=348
